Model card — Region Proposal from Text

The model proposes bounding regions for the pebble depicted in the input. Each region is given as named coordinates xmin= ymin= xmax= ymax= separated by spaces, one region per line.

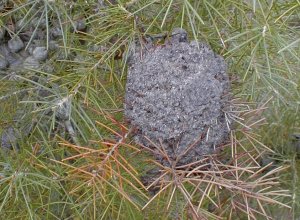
xmin=32 ymin=47 xmax=48 ymax=61
xmin=260 ymin=156 xmax=274 ymax=167
xmin=7 ymin=55 xmax=24 ymax=68
xmin=34 ymin=29 xmax=46 ymax=40
xmin=27 ymin=40 xmax=43 ymax=54
xmin=42 ymin=64 xmax=54 ymax=73
xmin=49 ymin=40 xmax=59 ymax=51
xmin=1 ymin=127 xmax=18 ymax=150
xmin=55 ymin=97 xmax=72 ymax=121
xmin=23 ymin=56 xmax=40 ymax=69
xmin=38 ymin=88 xmax=52 ymax=98
xmin=170 ymin=28 xmax=188 ymax=43
xmin=31 ymin=17 xmax=47 ymax=29
xmin=18 ymin=49 xmax=30 ymax=58
xmin=0 ymin=57 xmax=9 ymax=70
xmin=51 ymin=27 xmax=63 ymax=38
xmin=8 ymin=36 xmax=24 ymax=52
xmin=74 ymin=20 xmax=86 ymax=32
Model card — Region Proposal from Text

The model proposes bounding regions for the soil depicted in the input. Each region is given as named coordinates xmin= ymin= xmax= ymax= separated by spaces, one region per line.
xmin=125 ymin=28 xmax=231 ymax=166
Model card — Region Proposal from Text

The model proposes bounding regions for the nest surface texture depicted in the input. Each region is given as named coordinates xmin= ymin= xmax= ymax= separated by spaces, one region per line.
xmin=125 ymin=28 xmax=230 ymax=165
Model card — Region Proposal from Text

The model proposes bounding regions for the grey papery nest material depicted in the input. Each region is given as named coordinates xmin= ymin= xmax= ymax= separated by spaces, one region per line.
xmin=125 ymin=28 xmax=231 ymax=165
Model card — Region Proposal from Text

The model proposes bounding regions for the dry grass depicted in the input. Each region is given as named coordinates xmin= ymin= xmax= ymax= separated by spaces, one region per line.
xmin=43 ymin=98 xmax=292 ymax=219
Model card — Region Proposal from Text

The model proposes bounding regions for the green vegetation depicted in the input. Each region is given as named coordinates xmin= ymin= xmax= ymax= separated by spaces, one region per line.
xmin=0 ymin=0 xmax=299 ymax=219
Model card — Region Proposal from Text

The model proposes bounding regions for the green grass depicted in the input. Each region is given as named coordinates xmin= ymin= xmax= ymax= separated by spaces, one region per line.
xmin=0 ymin=0 xmax=299 ymax=219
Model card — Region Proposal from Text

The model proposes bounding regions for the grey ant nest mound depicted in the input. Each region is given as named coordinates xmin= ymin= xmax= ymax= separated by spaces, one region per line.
xmin=125 ymin=28 xmax=231 ymax=166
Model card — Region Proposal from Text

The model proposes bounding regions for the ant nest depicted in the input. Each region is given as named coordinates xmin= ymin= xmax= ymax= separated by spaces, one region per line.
xmin=125 ymin=28 xmax=231 ymax=165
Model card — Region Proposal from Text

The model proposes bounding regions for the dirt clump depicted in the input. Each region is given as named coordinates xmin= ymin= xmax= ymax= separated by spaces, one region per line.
xmin=125 ymin=28 xmax=231 ymax=165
